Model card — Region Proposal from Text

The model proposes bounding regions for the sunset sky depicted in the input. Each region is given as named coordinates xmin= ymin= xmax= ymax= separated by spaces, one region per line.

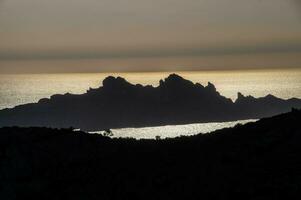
xmin=0 ymin=0 xmax=301 ymax=73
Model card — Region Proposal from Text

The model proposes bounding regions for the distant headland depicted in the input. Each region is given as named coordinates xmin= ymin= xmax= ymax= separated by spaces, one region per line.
xmin=0 ymin=74 xmax=300 ymax=131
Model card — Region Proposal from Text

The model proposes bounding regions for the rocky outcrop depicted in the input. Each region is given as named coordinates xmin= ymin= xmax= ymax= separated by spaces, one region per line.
xmin=0 ymin=74 xmax=300 ymax=131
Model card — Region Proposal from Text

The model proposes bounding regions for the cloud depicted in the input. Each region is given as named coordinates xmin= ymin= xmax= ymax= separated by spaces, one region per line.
xmin=1 ymin=43 xmax=301 ymax=61
xmin=0 ymin=0 xmax=5 ymax=8
xmin=292 ymin=0 xmax=301 ymax=11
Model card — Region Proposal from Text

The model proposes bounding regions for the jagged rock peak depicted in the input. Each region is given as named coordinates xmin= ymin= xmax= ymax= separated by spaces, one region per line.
xmin=160 ymin=74 xmax=195 ymax=87
xmin=265 ymin=94 xmax=277 ymax=99
xmin=165 ymin=74 xmax=185 ymax=82
xmin=206 ymin=82 xmax=216 ymax=92
xmin=237 ymin=92 xmax=245 ymax=99
xmin=102 ymin=76 xmax=131 ymax=89
xmin=236 ymin=92 xmax=258 ymax=103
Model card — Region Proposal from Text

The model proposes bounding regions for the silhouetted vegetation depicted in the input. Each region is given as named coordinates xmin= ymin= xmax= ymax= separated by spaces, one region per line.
xmin=0 ymin=74 xmax=300 ymax=131
xmin=1 ymin=109 xmax=301 ymax=199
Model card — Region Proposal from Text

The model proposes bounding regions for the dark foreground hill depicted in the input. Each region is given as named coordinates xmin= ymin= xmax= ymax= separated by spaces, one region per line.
xmin=1 ymin=109 xmax=301 ymax=199
xmin=0 ymin=74 xmax=301 ymax=131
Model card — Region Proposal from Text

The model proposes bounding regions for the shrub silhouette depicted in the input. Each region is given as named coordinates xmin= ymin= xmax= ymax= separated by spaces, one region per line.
xmin=0 ymin=109 xmax=300 ymax=199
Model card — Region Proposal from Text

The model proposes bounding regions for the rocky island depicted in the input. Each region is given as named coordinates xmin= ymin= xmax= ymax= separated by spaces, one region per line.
xmin=0 ymin=74 xmax=300 ymax=131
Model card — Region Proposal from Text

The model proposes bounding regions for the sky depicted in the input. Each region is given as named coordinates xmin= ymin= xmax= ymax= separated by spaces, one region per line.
xmin=0 ymin=0 xmax=301 ymax=73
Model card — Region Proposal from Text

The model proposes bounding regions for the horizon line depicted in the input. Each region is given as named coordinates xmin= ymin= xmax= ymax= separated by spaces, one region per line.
xmin=0 ymin=66 xmax=300 ymax=75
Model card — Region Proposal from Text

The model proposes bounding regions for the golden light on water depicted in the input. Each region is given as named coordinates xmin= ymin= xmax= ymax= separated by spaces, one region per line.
xmin=0 ymin=68 xmax=300 ymax=110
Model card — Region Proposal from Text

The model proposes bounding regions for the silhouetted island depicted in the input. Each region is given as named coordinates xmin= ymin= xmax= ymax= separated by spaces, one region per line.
xmin=1 ymin=109 xmax=301 ymax=199
xmin=0 ymin=74 xmax=300 ymax=131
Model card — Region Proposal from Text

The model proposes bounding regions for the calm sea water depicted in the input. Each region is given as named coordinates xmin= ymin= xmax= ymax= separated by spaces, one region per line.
xmin=90 ymin=119 xmax=257 ymax=139
xmin=0 ymin=69 xmax=299 ymax=138
xmin=0 ymin=69 xmax=300 ymax=110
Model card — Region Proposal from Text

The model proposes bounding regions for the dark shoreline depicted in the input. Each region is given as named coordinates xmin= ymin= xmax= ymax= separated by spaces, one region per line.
xmin=1 ymin=109 xmax=301 ymax=199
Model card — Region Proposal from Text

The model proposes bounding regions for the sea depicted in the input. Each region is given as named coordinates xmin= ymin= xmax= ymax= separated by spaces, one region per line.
xmin=90 ymin=119 xmax=257 ymax=139
xmin=0 ymin=68 xmax=300 ymax=138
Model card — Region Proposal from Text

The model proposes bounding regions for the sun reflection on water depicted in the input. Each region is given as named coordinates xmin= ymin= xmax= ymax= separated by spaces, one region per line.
xmin=0 ymin=69 xmax=300 ymax=110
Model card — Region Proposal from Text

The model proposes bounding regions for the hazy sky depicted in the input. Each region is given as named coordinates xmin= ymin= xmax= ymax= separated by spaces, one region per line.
xmin=0 ymin=0 xmax=301 ymax=73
